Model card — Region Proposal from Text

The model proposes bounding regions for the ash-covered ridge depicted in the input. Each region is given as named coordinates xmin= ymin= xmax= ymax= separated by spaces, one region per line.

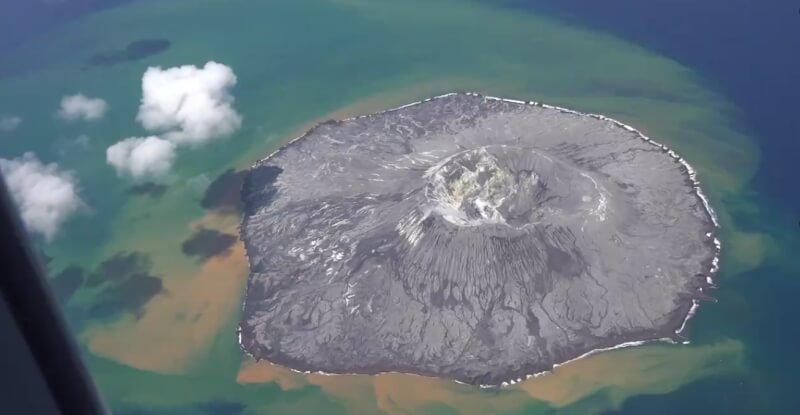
xmin=239 ymin=93 xmax=719 ymax=386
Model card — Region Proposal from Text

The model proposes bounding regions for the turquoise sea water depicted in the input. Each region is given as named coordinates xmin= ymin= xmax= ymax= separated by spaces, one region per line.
xmin=0 ymin=0 xmax=797 ymax=413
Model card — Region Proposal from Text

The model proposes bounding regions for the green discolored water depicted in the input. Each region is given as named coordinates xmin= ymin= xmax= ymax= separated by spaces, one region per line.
xmin=0 ymin=0 xmax=790 ymax=414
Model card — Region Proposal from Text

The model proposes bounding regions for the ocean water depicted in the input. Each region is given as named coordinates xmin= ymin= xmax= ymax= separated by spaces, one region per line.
xmin=0 ymin=0 xmax=797 ymax=413
xmin=507 ymin=0 xmax=800 ymax=218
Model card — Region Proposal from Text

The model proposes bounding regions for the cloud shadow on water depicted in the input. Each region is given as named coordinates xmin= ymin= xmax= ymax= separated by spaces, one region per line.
xmin=114 ymin=400 xmax=245 ymax=415
xmin=78 ymin=251 xmax=165 ymax=320
xmin=127 ymin=182 xmax=168 ymax=198
xmin=181 ymin=228 xmax=237 ymax=260
xmin=87 ymin=273 xmax=163 ymax=320
xmin=50 ymin=265 xmax=85 ymax=304
xmin=201 ymin=169 xmax=247 ymax=213
xmin=86 ymin=38 xmax=171 ymax=68
xmin=86 ymin=252 xmax=152 ymax=288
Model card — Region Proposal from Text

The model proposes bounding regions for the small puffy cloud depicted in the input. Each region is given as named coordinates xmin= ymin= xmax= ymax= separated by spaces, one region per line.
xmin=57 ymin=94 xmax=108 ymax=122
xmin=0 ymin=114 xmax=22 ymax=131
xmin=106 ymin=136 xmax=176 ymax=182
xmin=136 ymin=61 xmax=242 ymax=146
xmin=0 ymin=153 xmax=85 ymax=241
xmin=106 ymin=61 xmax=241 ymax=181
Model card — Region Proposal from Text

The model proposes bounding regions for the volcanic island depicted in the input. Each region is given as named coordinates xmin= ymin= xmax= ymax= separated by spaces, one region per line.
xmin=238 ymin=93 xmax=720 ymax=386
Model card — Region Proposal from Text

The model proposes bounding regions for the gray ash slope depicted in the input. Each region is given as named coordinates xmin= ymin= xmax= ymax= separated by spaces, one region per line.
xmin=239 ymin=93 xmax=718 ymax=386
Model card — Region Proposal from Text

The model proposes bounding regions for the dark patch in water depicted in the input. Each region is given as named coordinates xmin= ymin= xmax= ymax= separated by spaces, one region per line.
xmin=87 ymin=273 xmax=163 ymax=320
xmin=81 ymin=251 xmax=164 ymax=320
xmin=86 ymin=251 xmax=152 ymax=288
xmin=50 ymin=265 xmax=85 ymax=304
xmin=196 ymin=401 xmax=246 ymax=414
xmin=181 ymin=228 xmax=237 ymax=259
xmin=127 ymin=182 xmax=167 ymax=197
xmin=127 ymin=182 xmax=167 ymax=198
xmin=0 ymin=0 xmax=134 ymax=58
xmin=87 ymin=38 xmax=170 ymax=67
xmin=114 ymin=400 xmax=246 ymax=415
xmin=201 ymin=169 xmax=247 ymax=213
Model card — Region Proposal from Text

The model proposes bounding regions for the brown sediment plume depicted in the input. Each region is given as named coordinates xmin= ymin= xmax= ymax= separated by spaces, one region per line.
xmin=307 ymin=374 xmax=382 ymax=415
xmin=516 ymin=339 xmax=745 ymax=408
xmin=232 ymin=340 xmax=743 ymax=414
xmin=237 ymin=359 xmax=307 ymax=390
xmin=236 ymin=361 xmax=383 ymax=414
xmin=190 ymin=211 xmax=241 ymax=231
xmin=726 ymin=226 xmax=769 ymax=274
xmin=234 ymin=366 xmax=529 ymax=415
xmin=324 ymin=340 xmax=743 ymax=414
xmin=370 ymin=374 xmax=529 ymax=415
xmin=82 ymin=216 xmax=248 ymax=374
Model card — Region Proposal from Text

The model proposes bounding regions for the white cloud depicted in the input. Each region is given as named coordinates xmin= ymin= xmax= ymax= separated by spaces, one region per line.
xmin=57 ymin=94 xmax=108 ymax=122
xmin=105 ymin=61 xmax=242 ymax=181
xmin=136 ymin=61 xmax=242 ymax=146
xmin=0 ymin=153 xmax=85 ymax=241
xmin=0 ymin=114 xmax=22 ymax=131
xmin=106 ymin=136 xmax=176 ymax=182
